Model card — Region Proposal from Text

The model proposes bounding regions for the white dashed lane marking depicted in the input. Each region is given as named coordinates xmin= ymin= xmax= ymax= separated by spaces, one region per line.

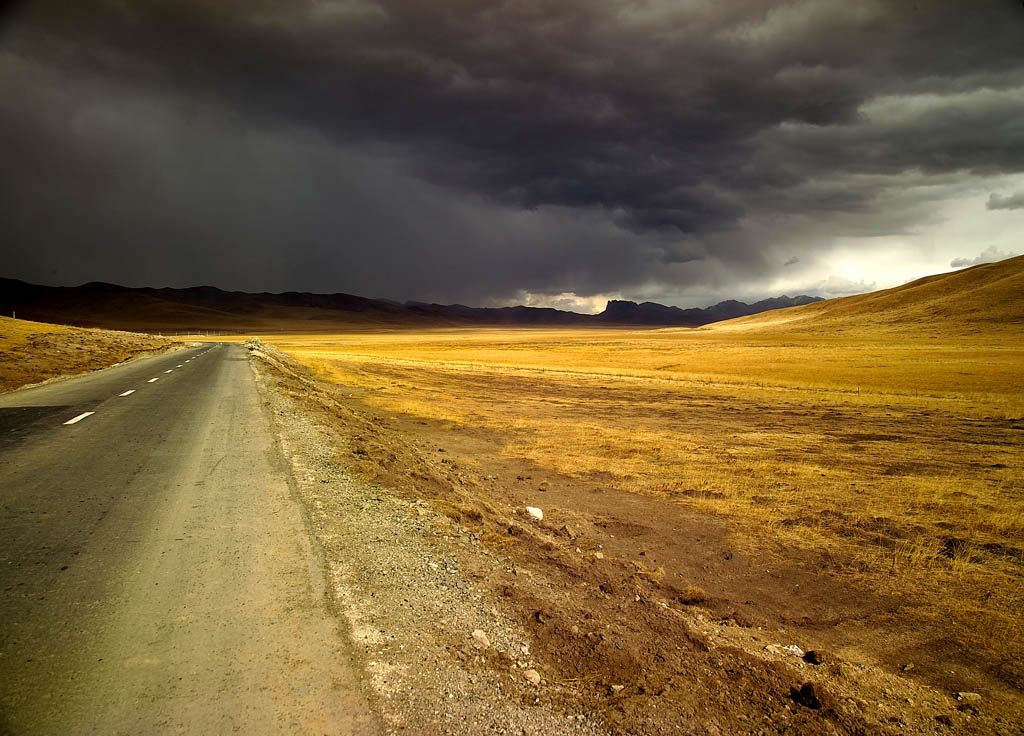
xmin=57 ymin=350 xmax=208 ymax=427
xmin=64 ymin=412 xmax=94 ymax=425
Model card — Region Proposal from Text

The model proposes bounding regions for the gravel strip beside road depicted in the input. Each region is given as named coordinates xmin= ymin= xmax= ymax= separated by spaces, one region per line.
xmin=251 ymin=345 xmax=604 ymax=736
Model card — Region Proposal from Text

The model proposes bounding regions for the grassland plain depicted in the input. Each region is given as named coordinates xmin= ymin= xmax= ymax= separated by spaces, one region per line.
xmin=240 ymin=320 xmax=1022 ymax=732
xmin=0 ymin=316 xmax=174 ymax=393
xmin=228 ymin=261 xmax=1024 ymax=732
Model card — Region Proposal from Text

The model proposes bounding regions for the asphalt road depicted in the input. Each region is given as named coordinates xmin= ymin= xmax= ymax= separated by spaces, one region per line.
xmin=0 ymin=344 xmax=381 ymax=735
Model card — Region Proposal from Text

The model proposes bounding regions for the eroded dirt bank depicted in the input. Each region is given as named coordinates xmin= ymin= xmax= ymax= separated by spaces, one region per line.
xmin=249 ymin=341 xmax=1021 ymax=735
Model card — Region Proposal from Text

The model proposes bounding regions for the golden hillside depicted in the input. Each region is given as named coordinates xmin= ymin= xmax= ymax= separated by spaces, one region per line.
xmin=707 ymin=255 xmax=1024 ymax=335
xmin=0 ymin=316 xmax=173 ymax=392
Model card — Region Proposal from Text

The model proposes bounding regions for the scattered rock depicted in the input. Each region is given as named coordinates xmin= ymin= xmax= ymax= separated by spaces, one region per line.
xmin=719 ymin=610 xmax=753 ymax=628
xmin=790 ymin=682 xmax=822 ymax=710
xmin=765 ymin=643 xmax=806 ymax=657
xmin=471 ymin=629 xmax=490 ymax=649
xmin=610 ymin=684 xmax=625 ymax=694
xmin=901 ymin=663 xmax=915 ymax=673
xmin=955 ymin=691 xmax=981 ymax=704
xmin=523 ymin=669 xmax=541 ymax=685
xmin=525 ymin=506 xmax=543 ymax=521
xmin=935 ymin=714 xmax=953 ymax=726
xmin=592 ymin=551 xmax=604 ymax=560
xmin=560 ymin=524 xmax=577 ymax=539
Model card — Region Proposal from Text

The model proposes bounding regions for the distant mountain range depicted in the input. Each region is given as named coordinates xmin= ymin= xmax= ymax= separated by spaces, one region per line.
xmin=407 ymin=295 xmax=823 ymax=326
xmin=0 ymin=277 xmax=822 ymax=332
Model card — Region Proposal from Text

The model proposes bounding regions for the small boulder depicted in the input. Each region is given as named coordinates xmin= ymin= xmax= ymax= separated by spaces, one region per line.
xmin=803 ymin=649 xmax=830 ymax=665
xmin=523 ymin=669 xmax=541 ymax=685
xmin=471 ymin=629 xmax=490 ymax=649
xmin=790 ymin=682 xmax=822 ymax=709
xmin=956 ymin=691 xmax=982 ymax=704
xmin=525 ymin=506 xmax=544 ymax=521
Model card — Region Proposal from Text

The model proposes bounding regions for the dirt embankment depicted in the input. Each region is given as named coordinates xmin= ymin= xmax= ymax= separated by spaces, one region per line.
xmin=250 ymin=341 xmax=1019 ymax=736
xmin=0 ymin=316 xmax=174 ymax=393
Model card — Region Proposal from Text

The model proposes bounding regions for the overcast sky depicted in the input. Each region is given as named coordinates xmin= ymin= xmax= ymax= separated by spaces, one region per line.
xmin=2 ymin=1 xmax=1023 ymax=310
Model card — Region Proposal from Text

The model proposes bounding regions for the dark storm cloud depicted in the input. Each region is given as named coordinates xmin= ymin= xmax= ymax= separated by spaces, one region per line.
xmin=2 ymin=1 xmax=1024 ymax=302
xmin=987 ymin=191 xmax=1024 ymax=210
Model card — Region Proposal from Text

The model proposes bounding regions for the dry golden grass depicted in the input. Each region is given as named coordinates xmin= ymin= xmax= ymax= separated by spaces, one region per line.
xmin=714 ymin=254 xmax=1024 ymax=336
xmin=255 ymin=323 xmax=1024 ymax=670
xmin=239 ymin=259 xmax=1024 ymax=678
xmin=0 ymin=316 xmax=173 ymax=392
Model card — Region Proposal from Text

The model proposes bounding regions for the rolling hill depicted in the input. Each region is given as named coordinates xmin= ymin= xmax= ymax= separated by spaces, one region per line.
xmin=705 ymin=255 xmax=1024 ymax=336
xmin=0 ymin=315 xmax=173 ymax=392
xmin=5 ymin=257 xmax=1019 ymax=335
xmin=0 ymin=279 xmax=433 ymax=332
xmin=0 ymin=277 xmax=820 ymax=332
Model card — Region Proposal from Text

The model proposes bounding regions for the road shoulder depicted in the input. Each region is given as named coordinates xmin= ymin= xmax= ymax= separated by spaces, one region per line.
xmin=251 ymin=343 xmax=603 ymax=735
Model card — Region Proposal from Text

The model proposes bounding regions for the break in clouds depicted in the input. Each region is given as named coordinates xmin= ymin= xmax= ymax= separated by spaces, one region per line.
xmin=2 ymin=1 xmax=1024 ymax=308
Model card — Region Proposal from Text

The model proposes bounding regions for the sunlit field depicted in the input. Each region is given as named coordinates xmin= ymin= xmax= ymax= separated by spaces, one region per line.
xmin=256 ymin=326 xmax=1024 ymax=678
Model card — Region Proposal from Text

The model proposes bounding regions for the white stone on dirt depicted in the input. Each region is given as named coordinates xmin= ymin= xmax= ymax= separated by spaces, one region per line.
xmin=471 ymin=629 xmax=490 ymax=649
xmin=525 ymin=506 xmax=543 ymax=521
